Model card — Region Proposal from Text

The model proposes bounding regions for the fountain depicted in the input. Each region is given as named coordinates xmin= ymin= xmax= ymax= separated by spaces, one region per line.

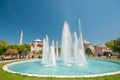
xmin=3 ymin=20 xmax=120 ymax=77
xmin=42 ymin=36 xmax=56 ymax=66
xmin=42 ymin=20 xmax=86 ymax=66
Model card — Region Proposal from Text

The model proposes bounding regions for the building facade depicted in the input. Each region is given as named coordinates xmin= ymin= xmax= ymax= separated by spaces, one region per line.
xmin=31 ymin=39 xmax=43 ymax=52
xmin=95 ymin=44 xmax=112 ymax=55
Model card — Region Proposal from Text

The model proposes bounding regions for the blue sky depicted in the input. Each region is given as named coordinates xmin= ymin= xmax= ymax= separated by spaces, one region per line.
xmin=0 ymin=0 xmax=120 ymax=45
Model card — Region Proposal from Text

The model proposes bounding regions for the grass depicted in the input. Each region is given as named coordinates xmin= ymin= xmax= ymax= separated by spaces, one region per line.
xmin=0 ymin=57 xmax=120 ymax=80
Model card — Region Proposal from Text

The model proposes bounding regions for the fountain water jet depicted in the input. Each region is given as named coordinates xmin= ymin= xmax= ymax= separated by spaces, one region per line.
xmin=73 ymin=32 xmax=80 ymax=64
xmin=48 ymin=40 xmax=56 ymax=66
xmin=78 ymin=19 xmax=87 ymax=65
xmin=42 ymin=38 xmax=47 ymax=64
xmin=56 ymin=41 xmax=59 ymax=60
xmin=42 ymin=20 xmax=86 ymax=66
xmin=61 ymin=21 xmax=72 ymax=65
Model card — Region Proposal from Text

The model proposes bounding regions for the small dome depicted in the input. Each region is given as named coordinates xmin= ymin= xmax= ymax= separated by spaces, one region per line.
xmin=33 ymin=39 xmax=42 ymax=42
xmin=83 ymin=40 xmax=90 ymax=44
xmin=97 ymin=44 xmax=106 ymax=48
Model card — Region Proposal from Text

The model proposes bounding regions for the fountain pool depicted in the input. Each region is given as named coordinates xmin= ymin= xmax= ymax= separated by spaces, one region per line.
xmin=3 ymin=59 xmax=120 ymax=77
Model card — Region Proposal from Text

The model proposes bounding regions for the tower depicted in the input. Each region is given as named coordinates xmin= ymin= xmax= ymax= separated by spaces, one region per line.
xmin=19 ymin=30 xmax=23 ymax=45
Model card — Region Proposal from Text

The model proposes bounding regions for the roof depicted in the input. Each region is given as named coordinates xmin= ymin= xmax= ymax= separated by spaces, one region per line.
xmin=33 ymin=39 xmax=42 ymax=42
xmin=83 ymin=40 xmax=90 ymax=44
xmin=97 ymin=44 xmax=106 ymax=48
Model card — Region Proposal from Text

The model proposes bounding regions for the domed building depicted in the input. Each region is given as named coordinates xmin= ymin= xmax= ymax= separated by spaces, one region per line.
xmin=95 ymin=44 xmax=112 ymax=55
xmin=31 ymin=39 xmax=43 ymax=52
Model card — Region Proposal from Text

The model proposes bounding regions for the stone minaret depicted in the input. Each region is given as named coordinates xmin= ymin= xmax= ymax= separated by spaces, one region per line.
xmin=19 ymin=30 xmax=23 ymax=45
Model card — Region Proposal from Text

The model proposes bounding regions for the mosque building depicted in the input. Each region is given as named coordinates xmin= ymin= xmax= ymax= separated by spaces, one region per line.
xmin=31 ymin=39 xmax=43 ymax=52
xmin=95 ymin=44 xmax=112 ymax=55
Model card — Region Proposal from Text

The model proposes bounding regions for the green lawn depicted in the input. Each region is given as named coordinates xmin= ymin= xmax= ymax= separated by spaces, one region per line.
xmin=0 ymin=57 xmax=120 ymax=80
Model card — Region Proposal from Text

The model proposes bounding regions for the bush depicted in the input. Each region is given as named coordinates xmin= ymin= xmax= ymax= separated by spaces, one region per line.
xmin=103 ymin=52 xmax=111 ymax=57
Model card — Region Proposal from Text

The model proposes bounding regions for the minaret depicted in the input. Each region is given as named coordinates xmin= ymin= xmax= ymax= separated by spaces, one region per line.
xmin=19 ymin=30 xmax=23 ymax=45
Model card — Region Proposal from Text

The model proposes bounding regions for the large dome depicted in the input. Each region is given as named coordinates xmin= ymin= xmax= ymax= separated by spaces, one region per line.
xmin=83 ymin=40 xmax=90 ymax=44
xmin=33 ymin=39 xmax=42 ymax=42
xmin=97 ymin=44 xmax=106 ymax=48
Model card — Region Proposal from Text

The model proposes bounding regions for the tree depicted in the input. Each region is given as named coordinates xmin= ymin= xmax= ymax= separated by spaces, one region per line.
xmin=93 ymin=45 xmax=98 ymax=49
xmin=16 ymin=45 xmax=25 ymax=58
xmin=85 ymin=48 xmax=93 ymax=57
xmin=105 ymin=40 xmax=115 ymax=50
xmin=22 ymin=48 xmax=29 ymax=56
xmin=37 ymin=50 xmax=42 ymax=54
xmin=103 ymin=52 xmax=111 ymax=57
xmin=5 ymin=48 xmax=18 ymax=59
xmin=5 ymin=48 xmax=18 ymax=55
xmin=0 ymin=46 xmax=8 ymax=55
xmin=23 ymin=44 xmax=31 ymax=52
xmin=17 ymin=44 xmax=31 ymax=55
xmin=0 ymin=40 xmax=9 ymax=55
xmin=116 ymin=37 xmax=120 ymax=45
xmin=7 ymin=45 xmax=19 ymax=49
xmin=0 ymin=40 xmax=9 ymax=46
xmin=16 ymin=44 xmax=31 ymax=59
xmin=114 ymin=44 xmax=120 ymax=53
xmin=105 ymin=38 xmax=120 ymax=53
xmin=37 ymin=50 xmax=42 ymax=58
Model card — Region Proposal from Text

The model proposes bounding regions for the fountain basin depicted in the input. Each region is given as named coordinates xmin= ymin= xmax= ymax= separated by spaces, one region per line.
xmin=3 ymin=59 xmax=120 ymax=78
